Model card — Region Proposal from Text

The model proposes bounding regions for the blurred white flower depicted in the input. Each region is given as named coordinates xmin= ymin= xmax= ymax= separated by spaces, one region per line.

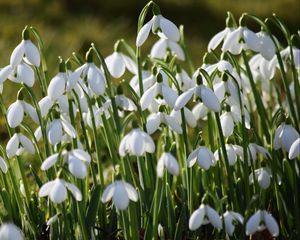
xmin=289 ymin=138 xmax=300 ymax=159
xmin=7 ymin=62 xmax=35 ymax=87
xmin=249 ymin=167 xmax=272 ymax=189
xmin=223 ymin=211 xmax=244 ymax=236
xmin=174 ymin=68 xmax=194 ymax=91
xmin=146 ymin=111 xmax=182 ymax=134
xmin=101 ymin=180 xmax=138 ymax=210
xmin=256 ymin=31 xmax=276 ymax=60
xmin=119 ymin=128 xmax=155 ymax=156
xmin=214 ymin=144 xmax=242 ymax=166
xmin=274 ymin=122 xmax=299 ymax=152
xmin=0 ymin=223 xmax=24 ymax=240
xmin=187 ymin=146 xmax=216 ymax=170
xmin=208 ymin=27 xmax=232 ymax=52
xmin=189 ymin=204 xmax=222 ymax=231
xmin=246 ymin=210 xmax=279 ymax=237
xmin=115 ymin=94 xmax=137 ymax=112
xmin=170 ymin=108 xmax=197 ymax=128
xmin=157 ymin=152 xmax=179 ymax=177
xmin=281 ymin=46 xmax=300 ymax=70
xmin=136 ymin=14 xmax=180 ymax=47
xmin=39 ymin=178 xmax=82 ymax=204
xmin=105 ymin=51 xmax=137 ymax=78
xmin=6 ymin=132 xmax=35 ymax=158
xmin=151 ymin=38 xmax=185 ymax=61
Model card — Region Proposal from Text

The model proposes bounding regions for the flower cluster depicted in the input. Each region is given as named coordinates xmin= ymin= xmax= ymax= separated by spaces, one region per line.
xmin=0 ymin=2 xmax=299 ymax=239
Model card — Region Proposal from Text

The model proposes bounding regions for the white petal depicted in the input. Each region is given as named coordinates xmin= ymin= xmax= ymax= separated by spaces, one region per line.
xmin=184 ymin=108 xmax=197 ymax=128
xmin=71 ymin=149 xmax=91 ymax=163
xmin=6 ymin=134 xmax=20 ymax=158
xmin=65 ymin=182 xmax=82 ymax=201
xmin=208 ymin=28 xmax=228 ymax=51
xmin=206 ymin=205 xmax=222 ymax=229
xmin=113 ymin=183 xmax=129 ymax=210
xmin=23 ymin=102 xmax=39 ymax=123
xmin=257 ymin=169 xmax=271 ymax=189
xmin=17 ymin=63 xmax=35 ymax=87
xmin=151 ymin=39 xmax=167 ymax=59
xmin=87 ymin=67 xmax=106 ymax=95
xmin=122 ymin=55 xmax=137 ymax=74
xmin=0 ymin=156 xmax=8 ymax=173
xmin=156 ymin=155 xmax=165 ymax=178
xmin=41 ymin=153 xmax=59 ymax=171
xmin=105 ymin=52 xmax=125 ymax=78
xmin=39 ymin=96 xmax=54 ymax=117
xmin=61 ymin=117 xmax=77 ymax=139
xmin=168 ymin=41 xmax=185 ymax=60
xmin=136 ymin=19 xmax=153 ymax=47
xmin=192 ymin=103 xmax=208 ymax=120
xmin=159 ymin=16 xmax=180 ymax=42
xmin=119 ymin=135 xmax=129 ymax=157
xmin=164 ymin=153 xmax=179 ymax=176
xmin=50 ymin=179 xmax=67 ymax=203
xmin=47 ymin=120 xmax=63 ymax=145
xmin=47 ymin=74 xmax=65 ymax=101
xmin=246 ymin=211 xmax=261 ymax=235
xmin=189 ymin=205 xmax=205 ymax=231
xmin=124 ymin=182 xmax=138 ymax=201
xmin=140 ymin=84 xmax=157 ymax=110
xmin=222 ymin=28 xmax=241 ymax=53
xmin=19 ymin=134 xmax=35 ymax=154
xmin=258 ymin=32 xmax=275 ymax=60
xmin=39 ymin=180 xmax=55 ymax=197
xmin=174 ymin=88 xmax=194 ymax=110
xmin=146 ymin=113 xmax=161 ymax=135
xmin=7 ymin=101 xmax=24 ymax=128
xmin=197 ymin=147 xmax=214 ymax=170
xmin=0 ymin=65 xmax=13 ymax=85
xmin=274 ymin=124 xmax=283 ymax=150
xmin=289 ymin=138 xmax=300 ymax=159
xmin=24 ymin=40 xmax=40 ymax=67
xmin=165 ymin=115 xmax=182 ymax=134
xmin=101 ymin=183 xmax=115 ymax=202
xmin=243 ymin=28 xmax=260 ymax=52
xmin=0 ymin=223 xmax=24 ymax=240
xmin=10 ymin=41 xmax=25 ymax=68
xmin=141 ymin=131 xmax=156 ymax=153
xmin=263 ymin=211 xmax=279 ymax=237
xmin=129 ymin=130 xmax=144 ymax=156
xmin=220 ymin=112 xmax=234 ymax=137
xmin=187 ymin=148 xmax=198 ymax=167
xmin=199 ymin=86 xmax=220 ymax=112
xmin=213 ymin=81 xmax=226 ymax=102
xmin=162 ymin=84 xmax=178 ymax=108
xmin=68 ymin=157 xmax=87 ymax=179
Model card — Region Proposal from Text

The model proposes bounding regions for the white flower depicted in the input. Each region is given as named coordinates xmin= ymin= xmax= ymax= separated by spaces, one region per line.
xmin=249 ymin=167 xmax=272 ymax=189
xmin=274 ymin=122 xmax=299 ymax=152
xmin=6 ymin=63 xmax=35 ymax=87
xmin=220 ymin=111 xmax=236 ymax=137
xmin=10 ymin=39 xmax=40 ymax=68
xmin=248 ymin=143 xmax=270 ymax=164
xmin=39 ymin=178 xmax=82 ymax=204
xmin=249 ymin=54 xmax=277 ymax=81
xmin=189 ymin=204 xmax=222 ymax=231
xmin=223 ymin=211 xmax=244 ymax=236
xmin=47 ymin=73 xmax=67 ymax=101
xmin=41 ymin=149 xmax=91 ymax=179
xmin=187 ymin=146 xmax=216 ymax=170
xmin=101 ymin=180 xmax=138 ymax=210
xmin=6 ymin=133 xmax=35 ymax=158
xmin=246 ymin=210 xmax=279 ymax=237
xmin=174 ymin=82 xmax=220 ymax=112
xmin=105 ymin=52 xmax=137 ymax=78
xmin=192 ymin=103 xmax=208 ymax=120
xmin=208 ymin=27 xmax=232 ymax=52
xmin=281 ymin=47 xmax=300 ymax=70
xmin=129 ymin=70 xmax=151 ymax=95
xmin=0 ymin=65 xmax=13 ymax=85
xmin=84 ymin=100 xmax=111 ymax=128
xmin=119 ymin=128 xmax=155 ymax=156
xmin=7 ymin=99 xmax=38 ymax=128
xmin=151 ymin=38 xmax=185 ymax=61
xmin=170 ymin=108 xmax=197 ymax=128
xmin=289 ymin=138 xmax=300 ymax=159
xmin=0 ymin=156 xmax=8 ymax=173
xmin=256 ymin=31 xmax=276 ymax=60
xmin=0 ymin=223 xmax=24 ymax=240
xmin=214 ymin=144 xmax=241 ymax=166
xmin=136 ymin=14 xmax=180 ymax=47
xmin=115 ymin=94 xmax=137 ymax=112
xmin=146 ymin=111 xmax=182 ymax=134
xmin=140 ymin=75 xmax=178 ymax=110
xmin=47 ymin=116 xmax=76 ymax=145
xmin=174 ymin=68 xmax=194 ymax=91
xmin=157 ymin=152 xmax=179 ymax=177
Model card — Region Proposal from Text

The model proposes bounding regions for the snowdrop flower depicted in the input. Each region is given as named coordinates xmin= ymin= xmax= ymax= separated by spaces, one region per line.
xmin=105 ymin=48 xmax=137 ymax=78
xmin=6 ymin=62 xmax=35 ymax=87
xmin=214 ymin=144 xmax=242 ymax=166
xmin=6 ymin=132 xmax=35 ymax=158
xmin=101 ymin=180 xmax=138 ymax=210
xmin=140 ymin=73 xmax=177 ymax=110
xmin=246 ymin=210 xmax=279 ymax=237
xmin=85 ymin=100 xmax=111 ymax=128
xmin=46 ymin=115 xmax=76 ymax=145
xmin=0 ymin=156 xmax=8 ymax=173
xmin=47 ymin=72 xmax=68 ymax=101
xmin=223 ymin=211 xmax=244 ymax=236
xmin=46 ymin=214 xmax=59 ymax=226
xmin=170 ymin=108 xmax=197 ymax=128
xmin=157 ymin=152 xmax=179 ymax=177
xmin=174 ymin=74 xmax=220 ymax=112
xmin=274 ymin=121 xmax=299 ymax=152
xmin=187 ymin=146 xmax=216 ymax=170
xmin=189 ymin=204 xmax=222 ymax=231
xmin=136 ymin=10 xmax=180 ymax=47
xmin=151 ymin=38 xmax=185 ymax=61
xmin=174 ymin=67 xmax=194 ymax=91
xmin=256 ymin=31 xmax=276 ymax=60
xmin=289 ymin=138 xmax=300 ymax=159
xmin=10 ymin=28 xmax=40 ymax=68
xmin=248 ymin=143 xmax=270 ymax=163
xmin=0 ymin=223 xmax=24 ymax=240
xmin=7 ymin=94 xmax=38 ymax=128
xmin=119 ymin=128 xmax=155 ymax=156
xmin=146 ymin=109 xmax=182 ymax=134
xmin=129 ymin=69 xmax=151 ymax=95
xmin=115 ymin=86 xmax=137 ymax=111
xmin=192 ymin=103 xmax=208 ymax=120
xmin=249 ymin=167 xmax=272 ymax=189
xmin=0 ymin=65 xmax=13 ymax=86
xmin=220 ymin=109 xmax=238 ymax=137
xmin=39 ymin=178 xmax=82 ymax=204
xmin=249 ymin=54 xmax=277 ymax=81
xmin=281 ymin=46 xmax=300 ymax=70
xmin=208 ymin=27 xmax=232 ymax=52
xmin=41 ymin=148 xmax=91 ymax=179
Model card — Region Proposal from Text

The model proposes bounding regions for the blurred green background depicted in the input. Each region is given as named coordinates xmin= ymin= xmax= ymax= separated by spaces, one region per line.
xmin=0 ymin=0 xmax=299 ymax=70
